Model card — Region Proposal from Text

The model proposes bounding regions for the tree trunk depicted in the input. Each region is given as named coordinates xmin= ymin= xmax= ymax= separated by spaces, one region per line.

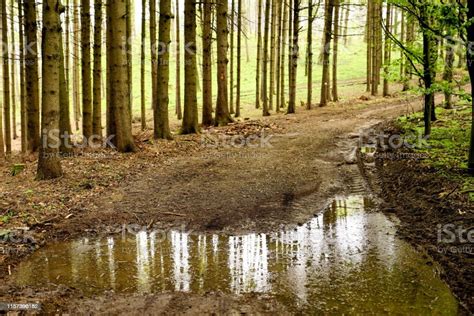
xmin=59 ymin=9 xmax=72 ymax=154
xmin=280 ymin=0 xmax=288 ymax=110
xmin=215 ymin=0 xmax=233 ymax=125
xmin=343 ymin=0 xmax=350 ymax=46
xmin=256 ymin=0 xmax=263 ymax=109
xmin=140 ymin=0 xmax=146 ymax=129
xmin=149 ymin=0 xmax=158 ymax=112
xmin=383 ymin=3 xmax=391 ymax=97
xmin=10 ymin=0 xmax=17 ymax=140
xmin=269 ymin=0 xmax=277 ymax=111
xmin=332 ymin=0 xmax=340 ymax=101
xmin=126 ymin=0 xmax=133 ymax=116
xmin=236 ymin=0 xmax=242 ymax=117
xmin=275 ymin=0 xmax=283 ymax=112
xmin=262 ymin=0 xmax=271 ymax=116
xmin=443 ymin=36 xmax=455 ymax=109
xmin=467 ymin=0 xmax=474 ymax=172
xmin=175 ymin=0 xmax=182 ymax=119
xmin=287 ymin=0 xmax=300 ymax=114
xmin=229 ymin=0 xmax=235 ymax=114
xmin=2 ymin=0 xmax=11 ymax=154
xmin=107 ymin=0 xmax=136 ymax=152
xmin=81 ymin=0 xmax=92 ymax=138
xmin=19 ymin=0 xmax=27 ymax=153
xmin=73 ymin=0 xmax=81 ymax=130
xmin=421 ymin=5 xmax=433 ymax=137
xmin=93 ymin=0 xmax=103 ymax=137
xmin=306 ymin=0 xmax=313 ymax=110
xmin=202 ymin=0 xmax=213 ymax=126
xmin=319 ymin=0 xmax=334 ymax=107
xmin=154 ymin=0 xmax=172 ymax=139
xmin=182 ymin=0 xmax=199 ymax=133
xmin=37 ymin=0 xmax=63 ymax=180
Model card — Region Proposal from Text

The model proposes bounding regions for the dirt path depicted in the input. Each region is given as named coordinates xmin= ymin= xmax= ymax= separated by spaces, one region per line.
xmin=1 ymin=95 xmax=430 ymax=313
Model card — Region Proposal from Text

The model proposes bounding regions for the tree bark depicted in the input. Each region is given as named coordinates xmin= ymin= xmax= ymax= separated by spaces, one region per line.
xmin=262 ymin=0 xmax=271 ymax=116
xmin=256 ymin=0 xmax=263 ymax=109
xmin=175 ymin=0 xmax=182 ymax=119
xmin=19 ymin=0 xmax=27 ymax=153
xmin=10 ymin=0 xmax=17 ymax=140
xmin=319 ymin=0 xmax=334 ymax=107
xmin=270 ymin=0 xmax=277 ymax=111
xmin=154 ymin=0 xmax=172 ymax=139
xmin=92 ymin=0 xmax=103 ymax=137
xmin=467 ymin=0 xmax=474 ymax=172
xmin=140 ymin=0 xmax=146 ymax=129
xmin=202 ymin=0 xmax=213 ymax=126
xmin=229 ymin=0 xmax=235 ymax=114
xmin=107 ymin=0 xmax=136 ymax=152
xmin=306 ymin=0 xmax=313 ymax=110
xmin=149 ymin=0 xmax=158 ymax=112
xmin=287 ymin=0 xmax=300 ymax=114
xmin=37 ymin=0 xmax=63 ymax=180
xmin=182 ymin=0 xmax=199 ymax=133
xmin=332 ymin=0 xmax=340 ymax=101
xmin=443 ymin=35 xmax=455 ymax=109
xmin=236 ymin=0 xmax=242 ymax=117
xmin=383 ymin=3 xmax=391 ymax=97
xmin=59 ymin=8 xmax=72 ymax=154
xmin=2 ymin=0 xmax=11 ymax=154
xmin=81 ymin=0 xmax=92 ymax=138
xmin=73 ymin=0 xmax=81 ymax=130
xmin=215 ymin=0 xmax=233 ymax=125
xmin=280 ymin=0 xmax=288 ymax=110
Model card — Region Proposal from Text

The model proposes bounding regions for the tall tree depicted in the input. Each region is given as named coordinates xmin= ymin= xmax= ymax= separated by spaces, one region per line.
xmin=182 ymin=0 xmax=199 ymax=133
xmin=215 ymin=0 xmax=233 ymax=125
xmin=332 ymin=0 xmax=340 ymax=101
xmin=175 ymin=0 xmax=182 ymax=119
xmin=229 ymin=0 xmax=235 ymax=114
xmin=262 ymin=0 xmax=271 ymax=116
xmin=59 ymin=6 xmax=72 ymax=154
xmin=154 ymin=0 xmax=172 ymax=139
xmin=383 ymin=3 xmax=392 ymax=97
xmin=19 ymin=0 xmax=27 ymax=153
xmin=107 ymin=0 xmax=136 ymax=152
xmin=10 ymin=0 xmax=17 ymax=140
xmin=287 ymin=0 xmax=300 ymax=114
xmin=307 ymin=0 xmax=314 ymax=110
xmin=236 ymin=0 xmax=242 ymax=117
xmin=275 ymin=0 xmax=283 ymax=112
xmin=280 ymin=0 xmax=289 ymax=110
xmin=2 ymin=0 xmax=11 ymax=154
xmin=270 ymin=0 xmax=277 ymax=111
xmin=37 ymin=0 xmax=63 ymax=180
xmin=202 ymin=0 xmax=214 ymax=126
xmin=73 ymin=0 xmax=81 ymax=130
xmin=255 ymin=0 xmax=263 ymax=109
xmin=320 ymin=0 xmax=334 ymax=107
xmin=92 ymin=0 xmax=103 ymax=137
xmin=140 ymin=0 xmax=146 ymax=129
xmin=149 ymin=0 xmax=158 ymax=113
xmin=467 ymin=0 xmax=474 ymax=172
xmin=81 ymin=0 xmax=92 ymax=138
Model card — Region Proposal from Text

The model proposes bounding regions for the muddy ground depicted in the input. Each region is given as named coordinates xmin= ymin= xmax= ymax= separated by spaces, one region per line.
xmin=0 ymin=94 xmax=472 ymax=314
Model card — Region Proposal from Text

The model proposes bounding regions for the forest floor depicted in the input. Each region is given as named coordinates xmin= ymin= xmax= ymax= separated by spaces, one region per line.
xmin=0 ymin=92 xmax=472 ymax=313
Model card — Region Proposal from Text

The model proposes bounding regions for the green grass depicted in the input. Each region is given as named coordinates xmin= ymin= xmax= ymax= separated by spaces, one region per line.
xmin=396 ymin=105 xmax=474 ymax=199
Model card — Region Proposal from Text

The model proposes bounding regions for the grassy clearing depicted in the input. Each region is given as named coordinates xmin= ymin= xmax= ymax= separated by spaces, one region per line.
xmin=396 ymin=104 xmax=474 ymax=200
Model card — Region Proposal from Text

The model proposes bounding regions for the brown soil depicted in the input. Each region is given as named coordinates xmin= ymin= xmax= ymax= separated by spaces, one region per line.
xmin=3 ymin=93 xmax=471 ymax=314
xmin=359 ymin=123 xmax=474 ymax=313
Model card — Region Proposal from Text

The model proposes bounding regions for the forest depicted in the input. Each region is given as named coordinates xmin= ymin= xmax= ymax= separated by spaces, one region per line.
xmin=0 ymin=0 xmax=473 ymax=314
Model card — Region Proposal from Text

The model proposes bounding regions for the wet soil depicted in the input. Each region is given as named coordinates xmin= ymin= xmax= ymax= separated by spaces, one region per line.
xmin=2 ymin=94 xmax=470 ymax=314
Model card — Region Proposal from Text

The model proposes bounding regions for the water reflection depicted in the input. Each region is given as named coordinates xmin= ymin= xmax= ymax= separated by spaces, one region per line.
xmin=14 ymin=196 xmax=458 ymax=314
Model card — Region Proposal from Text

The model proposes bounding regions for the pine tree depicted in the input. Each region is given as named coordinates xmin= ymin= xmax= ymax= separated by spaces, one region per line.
xmin=140 ymin=0 xmax=146 ymax=129
xmin=37 ymin=0 xmax=63 ymax=180
xmin=2 ymin=0 xmax=11 ymax=154
xmin=332 ymin=0 xmax=340 ymax=101
xmin=255 ymin=0 xmax=263 ymax=109
xmin=154 ymin=0 xmax=172 ymax=139
xmin=202 ymin=0 xmax=214 ymax=126
xmin=175 ymin=0 xmax=182 ymax=119
xmin=81 ymin=0 xmax=93 ymax=138
xmin=92 ymin=0 xmax=103 ymax=136
xmin=215 ymin=0 xmax=233 ymax=125
xmin=19 ymin=0 xmax=27 ymax=153
xmin=10 ymin=0 xmax=17 ymax=140
xmin=235 ymin=0 xmax=242 ymax=117
xmin=182 ymin=0 xmax=199 ymax=133
xmin=288 ymin=0 xmax=300 ymax=114
xmin=262 ymin=0 xmax=271 ymax=116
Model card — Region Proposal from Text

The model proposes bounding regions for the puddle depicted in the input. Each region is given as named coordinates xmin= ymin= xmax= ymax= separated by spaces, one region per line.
xmin=13 ymin=196 xmax=458 ymax=314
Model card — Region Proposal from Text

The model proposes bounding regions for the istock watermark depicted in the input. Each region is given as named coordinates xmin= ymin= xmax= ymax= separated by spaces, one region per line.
xmin=437 ymin=224 xmax=474 ymax=254
xmin=42 ymin=129 xmax=116 ymax=150
xmin=201 ymin=131 xmax=274 ymax=149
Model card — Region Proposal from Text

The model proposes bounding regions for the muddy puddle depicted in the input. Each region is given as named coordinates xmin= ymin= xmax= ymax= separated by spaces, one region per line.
xmin=13 ymin=196 xmax=458 ymax=314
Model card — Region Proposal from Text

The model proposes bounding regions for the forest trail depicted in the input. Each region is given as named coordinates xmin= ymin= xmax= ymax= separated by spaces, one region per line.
xmin=61 ymin=95 xmax=424 ymax=235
